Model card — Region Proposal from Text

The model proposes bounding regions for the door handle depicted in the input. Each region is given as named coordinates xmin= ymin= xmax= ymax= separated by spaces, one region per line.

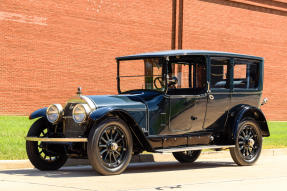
xmin=209 ymin=94 xmax=214 ymax=100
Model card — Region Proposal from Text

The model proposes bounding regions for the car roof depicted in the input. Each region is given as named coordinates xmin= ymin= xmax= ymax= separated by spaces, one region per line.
xmin=116 ymin=50 xmax=263 ymax=61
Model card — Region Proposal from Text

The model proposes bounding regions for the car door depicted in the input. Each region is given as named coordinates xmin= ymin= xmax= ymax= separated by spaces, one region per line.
xmin=168 ymin=58 xmax=207 ymax=134
xmin=204 ymin=57 xmax=231 ymax=130
xmin=169 ymin=94 xmax=207 ymax=133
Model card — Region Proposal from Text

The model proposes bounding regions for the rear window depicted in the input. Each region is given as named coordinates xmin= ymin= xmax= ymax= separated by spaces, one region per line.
xmin=233 ymin=59 xmax=259 ymax=89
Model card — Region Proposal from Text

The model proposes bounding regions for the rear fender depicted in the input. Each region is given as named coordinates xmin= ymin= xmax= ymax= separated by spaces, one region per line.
xmin=228 ymin=105 xmax=270 ymax=142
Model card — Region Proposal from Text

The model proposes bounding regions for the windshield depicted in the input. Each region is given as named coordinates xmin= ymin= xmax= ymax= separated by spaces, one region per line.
xmin=118 ymin=58 xmax=166 ymax=93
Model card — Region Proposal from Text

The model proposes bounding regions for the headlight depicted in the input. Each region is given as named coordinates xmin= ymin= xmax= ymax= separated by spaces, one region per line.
xmin=46 ymin=104 xmax=63 ymax=124
xmin=72 ymin=104 xmax=91 ymax=124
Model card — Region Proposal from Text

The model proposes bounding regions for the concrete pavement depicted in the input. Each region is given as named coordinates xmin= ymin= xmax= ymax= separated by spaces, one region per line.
xmin=1 ymin=148 xmax=287 ymax=170
xmin=0 ymin=154 xmax=287 ymax=191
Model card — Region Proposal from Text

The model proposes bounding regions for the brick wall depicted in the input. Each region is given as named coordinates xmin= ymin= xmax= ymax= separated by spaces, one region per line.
xmin=182 ymin=0 xmax=287 ymax=120
xmin=1 ymin=0 xmax=287 ymax=120
xmin=0 ymin=0 xmax=171 ymax=115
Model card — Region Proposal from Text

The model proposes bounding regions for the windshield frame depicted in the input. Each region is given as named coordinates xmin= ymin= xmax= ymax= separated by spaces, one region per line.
xmin=117 ymin=57 xmax=168 ymax=94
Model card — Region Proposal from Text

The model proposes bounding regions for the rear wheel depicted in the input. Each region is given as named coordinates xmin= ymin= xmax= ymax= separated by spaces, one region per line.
xmin=230 ymin=118 xmax=262 ymax=166
xmin=172 ymin=150 xmax=201 ymax=163
xmin=87 ymin=117 xmax=133 ymax=175
xmin=26 ymin=118 xmax=67 ymax=170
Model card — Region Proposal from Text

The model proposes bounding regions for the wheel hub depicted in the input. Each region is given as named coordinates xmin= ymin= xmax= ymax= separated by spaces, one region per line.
xmin=248 ymin=139 xmax=255 ymax=147
xmin=108 ymin=142 xmax=118 ymax=151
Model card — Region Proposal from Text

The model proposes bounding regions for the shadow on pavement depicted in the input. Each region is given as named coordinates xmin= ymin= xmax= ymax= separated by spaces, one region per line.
xmin=0 ymin=161 xmax=236 ymax=177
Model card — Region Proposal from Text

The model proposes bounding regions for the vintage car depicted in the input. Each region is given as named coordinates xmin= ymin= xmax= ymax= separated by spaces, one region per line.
xmin=26 ymin=50 xmax=270 ymax=175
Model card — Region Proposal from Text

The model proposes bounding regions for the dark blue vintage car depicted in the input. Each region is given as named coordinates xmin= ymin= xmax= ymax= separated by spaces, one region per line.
xmin=26 ymin=50 xmax=270 ymax=175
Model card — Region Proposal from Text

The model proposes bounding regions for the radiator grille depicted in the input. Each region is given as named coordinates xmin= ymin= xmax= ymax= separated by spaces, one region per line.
xmin=63 ymin=103 xmax=87 ymax=138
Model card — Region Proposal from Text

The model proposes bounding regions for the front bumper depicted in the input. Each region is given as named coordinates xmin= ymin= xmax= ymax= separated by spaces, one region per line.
xmin=25 ymin=137 xmax=88 ymax=142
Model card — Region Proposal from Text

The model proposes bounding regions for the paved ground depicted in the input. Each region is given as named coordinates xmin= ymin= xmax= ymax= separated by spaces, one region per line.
xmin=0 ymin=154 xmax=286 ymax=191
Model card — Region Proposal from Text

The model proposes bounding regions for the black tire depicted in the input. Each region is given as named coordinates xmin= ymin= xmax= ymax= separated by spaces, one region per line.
xmin=230 ymin=118 xmax=262 ymax=166
xmin=26 ymin=118 xmax=68 ymax=170
xmin=172 ymin=150 xmax=201 ymax=163
xmin=87 ymin=117 xmax=133 ymax=175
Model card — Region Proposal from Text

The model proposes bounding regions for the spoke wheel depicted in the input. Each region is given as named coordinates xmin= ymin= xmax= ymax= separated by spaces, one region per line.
xmin=230 ymin=118 xmax=262 ymax=166
xmin=37 ymin=128 xmax=60 ymax=162
xmin=88 ymin=117 xmax=133 ymax=175
xmin=172 ymin=150 xmax=201 ymax=163
xmin=26 ymin=118 xmax=67 ymax=170
xmin=98 ymin=125 xmax=128 ymax=168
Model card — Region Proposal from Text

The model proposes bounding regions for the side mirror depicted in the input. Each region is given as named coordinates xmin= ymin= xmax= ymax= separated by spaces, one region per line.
xmin=261 ymin=97 xmax=268 ymax=106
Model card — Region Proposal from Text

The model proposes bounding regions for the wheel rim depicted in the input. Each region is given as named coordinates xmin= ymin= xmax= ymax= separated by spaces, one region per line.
xmin=98 ymin=125 xmax=128 ymax=168
xmin=238 ymin=124 xmax=260 ymax=161
xmin=37 ymin=128 xmax=60 ymax=162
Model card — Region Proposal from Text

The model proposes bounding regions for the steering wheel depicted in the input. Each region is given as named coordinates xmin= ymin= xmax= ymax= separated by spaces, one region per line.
xmin=153 ymin=77 xmax=164 ymax=90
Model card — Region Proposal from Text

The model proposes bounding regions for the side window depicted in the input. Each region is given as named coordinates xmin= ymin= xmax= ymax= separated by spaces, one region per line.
xmin=167 ymin=56 xmax=207 ymax=95
xmin=233 ymin=59 xmax=259 ymax=89
xmin=172 ymin=63 xmax=192 ymax=89
xmin=210 ymin=57 xmax=230 ymax=90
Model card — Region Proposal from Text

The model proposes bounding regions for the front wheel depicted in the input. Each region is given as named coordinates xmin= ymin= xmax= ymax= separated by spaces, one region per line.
xmin=230 ymin=118 xmax=262 ymax=166
xmin=26 ymin=118 xmax=68 ymax=170
xmin=87 ymin=117 xmax=133 ymax=175
xmin=172 ymin=150 xmax=201 ymax=163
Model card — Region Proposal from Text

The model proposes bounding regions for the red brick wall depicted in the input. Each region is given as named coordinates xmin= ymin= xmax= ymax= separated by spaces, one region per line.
xmin=182 ymin=0 xmax=287 ymax=120
xmin=0 ymin=0 xmax=171 ymax=115
xmin=1 ymin=0 xmax=287 ymax=120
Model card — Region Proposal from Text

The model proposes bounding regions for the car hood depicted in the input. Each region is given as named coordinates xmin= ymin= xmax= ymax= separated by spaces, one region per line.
xmin=86 ymin=91 xmax=162 ymax=110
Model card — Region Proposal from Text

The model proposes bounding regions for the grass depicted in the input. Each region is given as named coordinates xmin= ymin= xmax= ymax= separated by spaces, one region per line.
xmin=263 ymin=121 xmax=287 ymax=149
xmin=0 ymin=116 xmax=286 ymax=160
xmin=0 ymin=116 xmax=35 ymax=160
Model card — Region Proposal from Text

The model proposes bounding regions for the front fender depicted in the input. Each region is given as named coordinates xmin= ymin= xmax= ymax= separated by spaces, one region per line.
xmin=89 ymin=107 xmax=152 ymax=151
xmin=232 ymin=105 xmax=270 ymax=140
xmin=29 ymin=107 xmax=47 ymax=120
xmin=89 ymin=107 xmax=147 ymax=131
xmin=89 ymin=107 xmax=115 ymax=121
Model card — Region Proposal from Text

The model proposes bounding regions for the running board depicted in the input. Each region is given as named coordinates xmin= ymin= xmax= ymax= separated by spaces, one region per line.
xmin=155 ymin=145 xmax=235 ymax=153
xmin=25 ymin=137 xmax=88 ymax=142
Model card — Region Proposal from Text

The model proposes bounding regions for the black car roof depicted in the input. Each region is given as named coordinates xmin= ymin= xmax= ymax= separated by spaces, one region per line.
xmin=116 ymin=50 xmax=263 ymax=61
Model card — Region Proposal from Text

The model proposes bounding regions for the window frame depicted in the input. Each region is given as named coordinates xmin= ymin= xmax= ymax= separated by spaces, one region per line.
xmin=208 ymin=56 xmax=232 ymax=93
xmin=171 ymin=62 xmax=193 ymax=89
xmin=231 ymin=58 xmax=261 ymax=92
xmin=166 ymin=56 xmax=208 ymax=95
xmin=117 ymin=57 xmax=167 ymax=94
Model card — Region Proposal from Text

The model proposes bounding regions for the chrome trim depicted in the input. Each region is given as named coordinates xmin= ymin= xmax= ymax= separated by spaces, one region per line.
xmin=81 ymin=95 xmax=97 ymax=110
xmin=207 ymin=81 xmax=211 ymax=93
xmin=261 ymin=97 xmax=268 ymax=106
xmin=72 ymin=103 xmax=91 ymax=124
xmin=66 ymin=95 xmax=97 ymax=110
xmin=25 ymin=137 xmax=88 ymax=142
xmin=209 ymin=94 xmax=215 ymax=100
xmin=155 ymin=145 xmax=235 ymax=153
xmin=46 ymin=104 xmax=63 ymax=124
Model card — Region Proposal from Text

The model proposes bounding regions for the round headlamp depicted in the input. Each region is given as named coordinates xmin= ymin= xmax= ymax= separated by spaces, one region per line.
xmin=46 ymin=104 xmax=63 ymax=124
xmin=72 ymin=104 xmax=91 ymax=124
